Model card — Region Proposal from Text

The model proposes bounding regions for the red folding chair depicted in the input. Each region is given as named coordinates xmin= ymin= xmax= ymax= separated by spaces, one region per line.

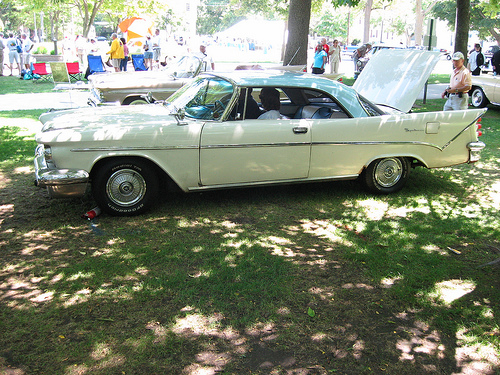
xmin=31 ymin=63 xmax=52 ymax=83
xmin=66 ymin=62 xmax=83 ymax=82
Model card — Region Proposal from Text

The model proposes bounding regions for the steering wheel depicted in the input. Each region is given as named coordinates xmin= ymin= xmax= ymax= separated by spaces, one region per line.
xmin=212 ymin=100 xmax=226 ymax=119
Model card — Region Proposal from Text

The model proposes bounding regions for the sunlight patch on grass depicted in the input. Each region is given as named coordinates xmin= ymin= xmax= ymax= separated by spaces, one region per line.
xmin=454 ymin=339 xmax=500 ymax=374
xmin=356 ymin=199 xmax=388 ymax=220
xmin=299 ymin=219 xmax=353 ymax=247
xmin=171 ymin=312 xmax=224 ymax=338
xmin=258 ymin=236 xmax=296 ymax=257
xmin=422 ymin=279 xmax=476 ymax=306
xmin=67 ymin=271 xmax=95 ymax=281
xmin=380 ymin=276 xmax=403 ymax=288
xmin=63 ymin=288 xmax=92 ymax=307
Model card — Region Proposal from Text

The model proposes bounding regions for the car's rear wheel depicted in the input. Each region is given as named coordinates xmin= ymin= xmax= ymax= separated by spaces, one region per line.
xmin=362 ymin=157 xmax=410 ymax=194
xmin=92 ymin=158 xmax=159 ymax=216
xmin=470 ymin=87 xmax=489 ymax=108
xmin=122 ymin=96 xmax=148 ymax=105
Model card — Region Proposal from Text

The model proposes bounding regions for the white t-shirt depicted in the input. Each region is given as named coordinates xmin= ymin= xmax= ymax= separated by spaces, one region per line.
xmin=22 ymin=38 xmax=33 ymax=53
xmin=195 ymin=51 xmax=214 ymax=71
xmin=6 ymin=37 xmax=18 ymax=52
xmin=258 ymin=110 xmax=283 ymax=120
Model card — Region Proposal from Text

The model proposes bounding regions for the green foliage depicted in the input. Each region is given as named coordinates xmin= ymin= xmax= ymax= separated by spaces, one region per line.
xmin=34 ymin=46 xmax=48 ymax=54
xmin=311 ymin=10 xmax=349 ymax=39
xmin=197 ymin=0 xmax=245 ymax=35
xmin=431 ymin=0 xmax=500 ymax=42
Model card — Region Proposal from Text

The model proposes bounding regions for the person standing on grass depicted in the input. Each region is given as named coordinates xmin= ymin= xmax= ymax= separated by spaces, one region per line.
xmin=6 ymin=33 xmax=21 ymax=76
xmin=311 ymin=43 xmax=327 ymax=74
xmin=0 ymin=32 xmax=5 ymax=76
xmin=106 ymin=33 xmax=124 ymax=72
xmin=21 ymin=33 xmax=34 ymax=71
xmin=328 ymin=39 xmax=341 ymax=74
xmin=143 ymin=35 xmax=154 ymax=70
xmin=468 ymin=43 xmax=484 ymax=76
xmin=120 ymin=37 xmax=129 ymax=71
xmin=152 ymin=29 xmax=162 ymax=69
xmin=441 ymin=51 xmax=471 ymax=111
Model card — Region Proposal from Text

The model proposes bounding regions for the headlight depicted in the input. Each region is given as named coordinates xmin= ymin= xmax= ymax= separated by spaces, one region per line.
xmin=36 ymin=144 xmax=52 ymax=161
xmin=44 ymin=145 xmax=52 ymax=161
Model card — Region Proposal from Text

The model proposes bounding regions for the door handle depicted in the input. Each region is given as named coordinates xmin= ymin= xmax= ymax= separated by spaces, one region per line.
xmin=293 ymin=127 xmax=308 ymax=134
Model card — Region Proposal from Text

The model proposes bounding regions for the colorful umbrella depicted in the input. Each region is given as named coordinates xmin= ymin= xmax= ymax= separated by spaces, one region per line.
xmin=118 ymin=17 xmax=154 ymax=41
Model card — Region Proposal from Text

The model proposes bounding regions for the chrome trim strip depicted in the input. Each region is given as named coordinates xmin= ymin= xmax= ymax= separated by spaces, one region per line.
xmin=442 ymin=113 xmax=484 ymax=150
xmin=71 ymin=145 xmax=200 ymax=152
xmin=188 ymin=174 xmax=360 ymax=191
xmin=71 ymin=140 xmax=448 ymax=153
xmin=312 ymin=140 xmax=443 ymax=150
xmin=202 ymin=142 xmax=310 ymax=149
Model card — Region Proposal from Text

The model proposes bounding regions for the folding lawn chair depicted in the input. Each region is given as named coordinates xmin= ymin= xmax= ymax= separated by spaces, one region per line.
xmin=31 ymin=62 xmax=52 ymax=82
xmin=50 ymin=62 xmax=71 ymax=85
xmin=66 ymin=62 xmax=83 ymax=82
xmin=49 ymin=62 xmax=77 ymax=108
xmin=131 ymin=54 xmax=148 ymax=71
xmin=86 ymin=55 xmax=107 ymax=78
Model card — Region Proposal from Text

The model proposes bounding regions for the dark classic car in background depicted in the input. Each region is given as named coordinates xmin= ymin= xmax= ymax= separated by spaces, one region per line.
xmin=35 ymin=50 xmax=486 ymax=216
xmin=470 ymin=74 xmax=500 ymax=108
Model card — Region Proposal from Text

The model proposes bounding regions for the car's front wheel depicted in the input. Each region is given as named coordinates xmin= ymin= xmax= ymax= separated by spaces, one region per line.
xmin=470 ymin=87 xmax=489 ymax=108
xmin=92 ymin=158 xmax=159 ymax=216
xmin=362 ymin=157 xmax=410 ymax=194
xmin=122 ymin=96 xmax=148 ymax=105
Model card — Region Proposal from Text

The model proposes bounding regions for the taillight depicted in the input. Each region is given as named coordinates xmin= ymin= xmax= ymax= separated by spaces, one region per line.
xmin=477 ymin=118 xmax=483 ymax=136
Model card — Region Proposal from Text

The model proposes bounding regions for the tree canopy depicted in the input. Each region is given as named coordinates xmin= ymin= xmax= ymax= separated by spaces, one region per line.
xmin=431 ymin=0 xmax=500 ymax=46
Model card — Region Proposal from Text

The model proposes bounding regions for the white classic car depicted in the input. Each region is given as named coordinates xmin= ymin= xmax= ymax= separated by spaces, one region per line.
xmin=470 ymin=74 xmax=500 ymax=108
xmin=34 ymin=50 xmax=486 ymax=216
xmin=88 ymin=55 xmax=206 ymax=106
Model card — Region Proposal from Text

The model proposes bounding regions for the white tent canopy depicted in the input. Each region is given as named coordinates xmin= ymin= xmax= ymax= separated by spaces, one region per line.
xmin=216 ymin=20 xmax=285 ymax=47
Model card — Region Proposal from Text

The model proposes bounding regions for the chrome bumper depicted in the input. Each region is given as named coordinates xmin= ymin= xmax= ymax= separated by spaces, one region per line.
xmin=34 ymin=145 xmax=89 ymax=198
xmin=468 ymin=141 xmax=486 ymax=163
xmin=87 ymin=88 xmax=103 ymax=107
xmin=87 ymin=88 xmax=119 ymax=107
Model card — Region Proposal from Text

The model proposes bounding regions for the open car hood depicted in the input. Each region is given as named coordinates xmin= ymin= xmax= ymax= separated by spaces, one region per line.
xmin=353 ymin=49 xmax=441 ymax=113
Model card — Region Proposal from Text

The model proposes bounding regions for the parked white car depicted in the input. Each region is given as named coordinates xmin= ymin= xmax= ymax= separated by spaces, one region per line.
xmin=470 ymin=74 xmax=500 ymax=108
xmin=88 ymin=55 xmax=206 ymax=106
xmin=34 ymin=50 xmax=486 ymax=216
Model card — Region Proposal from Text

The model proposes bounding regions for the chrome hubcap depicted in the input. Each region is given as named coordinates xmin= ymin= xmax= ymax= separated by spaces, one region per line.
xmin=374 ymin=158 xmax=403 ymax=188
xmin=106 ymin=169 xmax=146 ymax=206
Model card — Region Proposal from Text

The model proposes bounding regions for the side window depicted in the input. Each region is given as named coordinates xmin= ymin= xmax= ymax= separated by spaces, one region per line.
xmin=293 ymin=89 xmax=350 ymax=119
xmin=167 ymin=77 xmax=235 ymax=120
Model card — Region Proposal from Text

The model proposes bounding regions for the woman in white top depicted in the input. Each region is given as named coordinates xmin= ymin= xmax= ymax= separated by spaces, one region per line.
xmin=329 ymin=39 xmax=342 ymax=74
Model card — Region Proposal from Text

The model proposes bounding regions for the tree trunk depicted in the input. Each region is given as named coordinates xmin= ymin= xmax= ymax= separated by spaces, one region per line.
xmin=283 ymin=0 xmax=311 ymax=66
xmin=363 ymin=0 xmax=373 ymax=43
xmin=414 ymin=0 xmax=423 ymax=47
xmin=455 ymin=0 xmax=470 ymax=58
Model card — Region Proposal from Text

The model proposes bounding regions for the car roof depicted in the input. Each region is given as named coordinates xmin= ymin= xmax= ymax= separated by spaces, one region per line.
xmin=201 ymin=70 xmax=357 ymax=96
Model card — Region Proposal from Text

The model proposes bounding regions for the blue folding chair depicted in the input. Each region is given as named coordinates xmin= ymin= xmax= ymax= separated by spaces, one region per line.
xmin=131 ymin=54 xmax=148 ymax=71
xmin=86 ymin=55 xmax=107 ymax=78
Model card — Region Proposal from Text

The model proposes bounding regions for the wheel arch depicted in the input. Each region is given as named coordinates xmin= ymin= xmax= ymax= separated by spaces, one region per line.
xmin=360 ymin=154 xmax=427 ymax=174
xmin=89 ymin=155 xmax=181 ymax=193
xmin=121 ymin=95 xmax=149 ymax=105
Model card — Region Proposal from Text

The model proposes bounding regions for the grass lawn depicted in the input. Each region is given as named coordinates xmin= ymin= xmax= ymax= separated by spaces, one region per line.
xmin=0 ymin=75 xmax=59 ymax=95
xmin=0 ymin=91 xmax=499 ymax=373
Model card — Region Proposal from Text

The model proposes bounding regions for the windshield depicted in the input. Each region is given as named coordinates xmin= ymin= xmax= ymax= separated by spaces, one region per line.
xmin=166 ymin=76 xmax=235 ymax=120
xmin=165 ymin=55 xmax=202 ymax=78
